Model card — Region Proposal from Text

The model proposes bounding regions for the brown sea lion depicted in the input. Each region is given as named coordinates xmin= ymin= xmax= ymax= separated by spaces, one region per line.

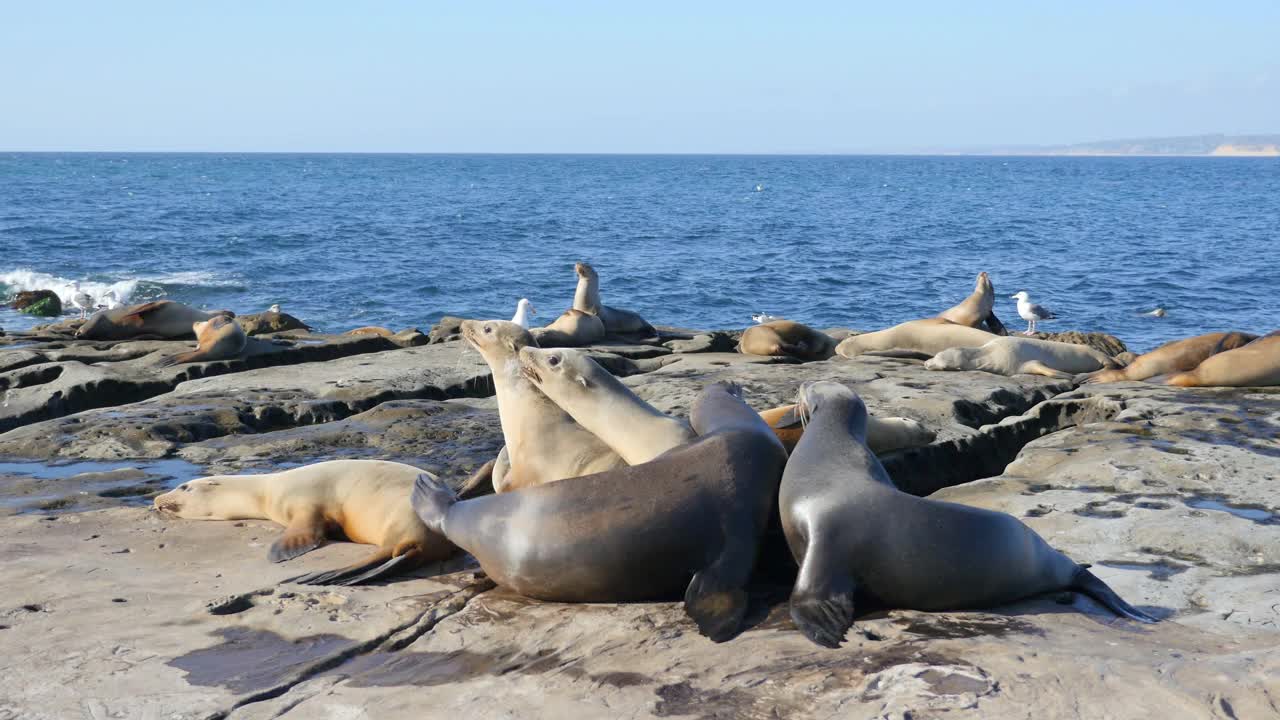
xmin=1166 ymin=332 xmax=1280 ymax=387
xmin=738 ymin=321 xmax=837 ymax=361
xmin=530 ymin=308 xmax=606 ymax=347
xmin=154 ymin=460 xmax=457 ymax=586
xmin=345 ymin=326 xmax=396 ymax=338
xmin=759 ymin=404 xmax=935 ymax=455
xmin=572 ymin=262 xmax=656 ymax=336
xmin=1083 ymin=331 xmax=1259 ymax=384
xmin=157 ymin=316 xmax=247 ymax=367
xmin=76 ymin=300 xmax=234 ymax=340
xmin=938 ymin=271 xmax=1008 ymax=335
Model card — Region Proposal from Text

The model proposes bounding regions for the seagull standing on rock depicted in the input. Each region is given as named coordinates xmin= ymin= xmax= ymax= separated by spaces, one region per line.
xmin=1011 ymin=291 xmax=1056 ymax=335
xmin=511 ymin=298 xmax=536 ymax=329
xmin=752 ymin=312 xmax=782 ymax=324
xmin=70 ymin=281 xmax=94 ymax=319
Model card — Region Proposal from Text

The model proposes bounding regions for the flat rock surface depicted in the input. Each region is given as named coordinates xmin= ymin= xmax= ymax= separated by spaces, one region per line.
xmin=1 ymin=330 xmax=1278 ymax=718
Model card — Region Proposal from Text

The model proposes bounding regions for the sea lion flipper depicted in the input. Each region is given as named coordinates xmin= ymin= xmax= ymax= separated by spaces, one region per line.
xmin=457 ymin=456 xmax=499 ymax=499
xmin=1070 ymin=567 xmax=1158 ymax=624
xmin=268 ymin=519 xmax=327 ymax=563
xmin=683 ymin=570 xmax=748 ymax=644
xmin=773 ymin=406 xmax=805 ymax=430
xmin=120 ymin=301 xmax=171 ymax=323
xmin=861 ymin=349 xmax=935 ymax=360
xmin=411 ymin=473 xmax=457 ymax=536
xmin=1018 ymin=360 xmax=1074 ymax=379
xmin=287 ymin=549 xmax=416 ymax=586
xmin=789 ymin=579 xmax=856 ymax=649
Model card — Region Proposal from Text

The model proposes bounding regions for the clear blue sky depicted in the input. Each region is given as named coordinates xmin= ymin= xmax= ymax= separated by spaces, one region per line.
xmin=3 ymin=2 xmax=1277 ymax=153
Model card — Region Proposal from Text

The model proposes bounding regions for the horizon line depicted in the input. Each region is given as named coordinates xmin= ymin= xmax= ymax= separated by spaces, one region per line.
xmin=3 ymin=149 xmax=1277 ymax=158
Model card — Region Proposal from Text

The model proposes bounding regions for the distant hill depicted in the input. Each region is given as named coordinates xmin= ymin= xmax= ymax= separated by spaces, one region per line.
xmin=967 ymin=134 xmax=1280 ymax=157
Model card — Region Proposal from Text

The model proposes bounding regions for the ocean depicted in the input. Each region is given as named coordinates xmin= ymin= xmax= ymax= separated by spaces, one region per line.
xmin=2 ymin=153 xmax=1277 ymax=352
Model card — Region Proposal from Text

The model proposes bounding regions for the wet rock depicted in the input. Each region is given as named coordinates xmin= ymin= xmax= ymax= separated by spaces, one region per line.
xmin=663 ymin=331 xmax=739 ymax=354
xmin=13 ymin=290 xmax=63 ymax=317
xmin=390 ymin=328 xmax=429 ymax=347
xmin=1034 ymin=330 xmax=1128 ymax=357
xmin=428 ymin=315 xmax=468 ymax=344
xmin=236 ymin=311 xmax=314 ymax=335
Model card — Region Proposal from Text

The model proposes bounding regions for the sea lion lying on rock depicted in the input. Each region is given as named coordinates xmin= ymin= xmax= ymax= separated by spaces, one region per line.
xmin=76 ymin=300 xmax=234 ymax=340
xmin=157 ymin=316 xmax=247 ymax=367
xmin=836 ymin=318 xmax=995 ymax=360
xmin=1084 ymin=331 xmax=1258 ymax=384
xmin=924 ymin=336 xmax=1118 ymax=378
xmin=531 ymin=309 xmax=606 ymax=348
xmin=154 ymin=459 xmax=457 ymax=586
xmin=1166 ymin=331 xmax=1280 ymax=387
xmin=738 ymin=320 xmax=837 ymax=361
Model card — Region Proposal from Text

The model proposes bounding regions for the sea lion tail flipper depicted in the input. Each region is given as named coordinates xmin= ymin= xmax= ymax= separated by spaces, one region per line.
xmin=984 ymin=310 xmax=1009 ymax=336
xmin=457 ymin=456 xmax=499 ymax=499
xmin=1070 ymin=566 xmax=1158 ymax=624
xmin=156 ymin=351 xmax=199 ymax=368
xmin=286 ymin=549 xmax=399 ymax=586
xmin=683 ymin=570 xmax=749 ymax=644
xmin=412 ymin=473 xmax=457 ymax=536
xmin=861 ymin=349 xmax=935 ymax=361
xmin=268 ymin=517 xmax=328 ymax=563
xmin=790 ymin=549 xmax=856 ymax=648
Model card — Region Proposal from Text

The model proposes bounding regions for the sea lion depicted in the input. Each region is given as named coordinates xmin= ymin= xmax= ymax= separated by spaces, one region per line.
xmin=924 ymin=336 xmax=1117 ymax=378
xmin=738 ymin=320 xmax=837 ymax=361
xmin=153 ymin=459 xmax=457 ymax=586
xmin=778 ymin=381 xmax=1155 ymax=648
xmin=759 ymin=403 xmax=935 ymax=455
xmin=461 ymin=319 xmax=625 ymax=492
xmin=157 ymin=316 xmax=247 ymax=367
xmin=518 ymin=346 xmax=694 ymax=464
xmin=835 ymin=318 xmax=995 ymax=359
xmin=411 ymin=381 xmax=789 ymax=642
xmin=1083 ymin=331 xmax=1258 ymax=384
xmin=345 ymin=326 xmax=395 ymax=338
xmin=530 ymin=308 xmax=606 ymax=348
xmin=938 ymin=271 xmax=1008 ymax=335
xmin=1166 ymin=332 xmax=1280 ymax=387
xmin=572 ymin=262 xmax=656 ymax=336
xmin=76 ymin=300 xmax=234 ymax=340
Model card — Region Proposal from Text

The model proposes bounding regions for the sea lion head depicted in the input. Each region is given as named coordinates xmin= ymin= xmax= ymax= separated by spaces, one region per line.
xmin=795 ymin=381 xmax=867 ymax=437
xmin=924 ymin=346 xmax=977 ymax=371
xmin=153 ymin=477 xmax=254 ymax=519
xmin=75 ymin=311 xmax=110 ymax=338
xmin=517 ymin=346 xmax=598 ymax=397
xmin=461 ymin=320 xmax=535 ymax=364
xmin=574 ymin=262 xmax=597 ymax=280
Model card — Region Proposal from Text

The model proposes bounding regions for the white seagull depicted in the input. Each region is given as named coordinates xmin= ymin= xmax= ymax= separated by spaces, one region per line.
xmin=751 ymin=312 xmax=782 ymax=324
xmin=268 ymin=304 xmax=281 ymax=314
xmin=511 ymin=298 xmax=536 ymax=329
xmin=1011 ymin=291 xmax=1056 ymax=335
xmin=97 ymin=290 xmax=122 ymax=310
xmin=70 ymin=281 xmax=95 ymax=319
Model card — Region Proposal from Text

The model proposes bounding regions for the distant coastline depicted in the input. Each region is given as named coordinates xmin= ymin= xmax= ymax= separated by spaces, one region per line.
xmin=949 ymin=133 xmax=1280 ymax=158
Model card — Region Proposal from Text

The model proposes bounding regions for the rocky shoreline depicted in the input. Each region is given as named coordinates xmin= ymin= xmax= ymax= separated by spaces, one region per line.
xmin=2 ymin=320 xmax=1278 ymax=719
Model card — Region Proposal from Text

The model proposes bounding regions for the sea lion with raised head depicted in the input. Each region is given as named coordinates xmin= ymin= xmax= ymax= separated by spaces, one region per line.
xmin=738 ymin=320 xmax=837 ymax=361
xmin=530 ymin=308 xmax=606 ymax=348
xmin=779 ymin=381 xmax=1155 ymax=648
xmin=518 ymin=346 xmax=694 ymax=464
xmin=1083 ymin=331 xmax=1259 ymax=384
xmin=835 ymin=318 xmax=995 ymax=359
xmin=924 ymin=336 xmax=1117 ymax=378
xmin=76 ymin=300 xmax=234 ymax=340
xmin=411 ymin=381 xmax=789 ymax=642
xmin=573 ymin=262 xmax=656 ymax=336
xmin=157 ymin=316 xmax=247 ymax=367
xmin=462 ymin=319 xmax=625 ymax=492
xmin=759 ymin=403 xmax=934 ymax=455
xmin=938 ymin=271 xmax=1008 ymax=335
xmin=1166 ymin=332 xmax=1280 ymax=387
xmin=154 ymin=459 xmax=457 ymax=586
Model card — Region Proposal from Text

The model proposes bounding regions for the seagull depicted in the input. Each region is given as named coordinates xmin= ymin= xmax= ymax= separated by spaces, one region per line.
xmin=511 ymin=298 xmax=536 ymax=329
xmin=751 ymin=312 xmax=782 ymax=324
xmin=268 ymin=304 xmax=281 ymax=314
xmin=97 ymin=290 xmax=122 ymax=310
xmin=70 ymin=281 xmax=95 ymax=319
xmin=1143 ymin=307 xmax=1166 ymax=318
xmin=1010 ymin=291 xmax=1056 ymax=335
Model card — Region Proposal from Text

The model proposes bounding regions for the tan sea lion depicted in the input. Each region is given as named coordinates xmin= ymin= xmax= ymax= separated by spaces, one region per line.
xmin=835 ymin=318 xmax=995 ymax=359
xmin=530 ymin=308 xmax=606 ymax=347
xmin=778 ymin=381 xmax=1153 ymax=648
xmin=518 ymin=346 xmax=694 ymax=464
xmin=461 ymin=319 xmax=625 ymax=492
xmin=76 ymin=300 xmax=234 ymax=340
xmin=411 ymin=381 xmax=789 ymax=642
xmin=925 ymin=336 xmax=1117 ymax=378
xmin=153 ymin=459 xmax=457 ymax=585
xmin=738 ymin=320 xmax=837 ymax=361
xmin=572 ymin=262 xmax=656 ymax=336
xmin=759 ymin=404 xmax=935 ymax=455
xmin=938 ymin=271 xmax=1008 ymax=335
xmin=1084 ymin=331 xmax=1259 ymax=384
xmin=157 ymin=316 xmax=247 ymax=367
xmin=345 ymin=326 xmax=395 ymax=337
xmin=1166 ymin=332 xmax=1280 ymax=387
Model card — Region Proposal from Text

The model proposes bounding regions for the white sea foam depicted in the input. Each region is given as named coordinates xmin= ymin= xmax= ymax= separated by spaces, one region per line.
xmin=0 ymin=268 xmax=140 ymax=310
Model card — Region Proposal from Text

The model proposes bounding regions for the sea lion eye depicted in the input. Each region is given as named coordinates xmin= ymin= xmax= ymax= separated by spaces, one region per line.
xmin=549 ymin=355 xmax=561 ymax=367
xmin=180 ymin=485 xmax=192 ymax=492
xmin=484 ymin=325 xmax=492 ymax=334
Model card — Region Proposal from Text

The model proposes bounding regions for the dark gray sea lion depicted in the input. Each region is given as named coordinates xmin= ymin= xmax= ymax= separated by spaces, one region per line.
xmin=778 ymin=381 xmax=1155 ymax=648
xmin=76 ymin=300 xmax=234 ymax=340
xmin=411 ymin=381 xmax=789 ymax=642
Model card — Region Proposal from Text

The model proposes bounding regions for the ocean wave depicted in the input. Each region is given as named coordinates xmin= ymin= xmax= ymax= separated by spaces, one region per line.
xmin=0 ymin=268 xmax=140 ymax=309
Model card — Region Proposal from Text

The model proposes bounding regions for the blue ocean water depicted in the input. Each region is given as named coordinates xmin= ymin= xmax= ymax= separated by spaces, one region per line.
xmin=2 ymin=153 xmax=1277 ymax=352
